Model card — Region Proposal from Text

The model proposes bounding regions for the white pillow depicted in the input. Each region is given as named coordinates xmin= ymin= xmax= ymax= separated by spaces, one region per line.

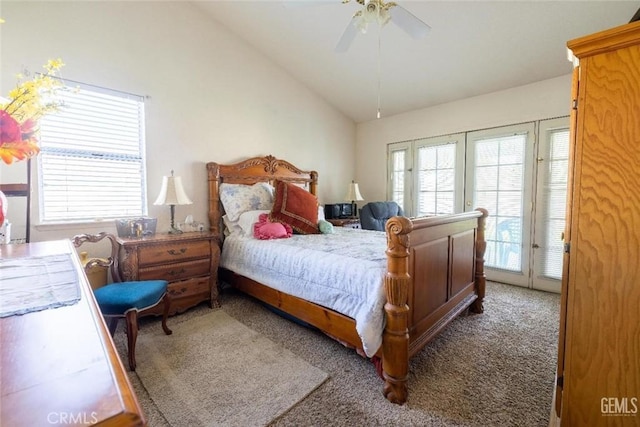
xmin=238 ymin=210 xmax=270 ymax=237
xmin=219 ymin=182 xmax=274 ymax=222
xmin=222 ymin=215 xmax=242 ymax=236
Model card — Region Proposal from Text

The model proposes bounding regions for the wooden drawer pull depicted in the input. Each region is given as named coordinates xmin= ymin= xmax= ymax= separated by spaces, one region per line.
xmin=167 ymin=248 xmax=187 ymax=256
xmin=168 ymin=268 xmax=187 ymax=277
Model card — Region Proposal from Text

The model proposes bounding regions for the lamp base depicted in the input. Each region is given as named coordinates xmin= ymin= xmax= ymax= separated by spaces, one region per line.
xmin=168 ymin=205 xmax=183 ymax=234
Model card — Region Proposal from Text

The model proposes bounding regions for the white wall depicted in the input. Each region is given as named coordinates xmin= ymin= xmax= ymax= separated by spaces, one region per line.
xmin=355 ymin=74 xmax=573 ymax=203
xmin=0 ymin=1 xmax=355 ymax=242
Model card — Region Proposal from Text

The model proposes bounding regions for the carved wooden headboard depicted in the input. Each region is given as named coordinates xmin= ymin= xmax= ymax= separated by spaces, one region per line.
xmin=206 ymin=155 xmax=318 ymax=237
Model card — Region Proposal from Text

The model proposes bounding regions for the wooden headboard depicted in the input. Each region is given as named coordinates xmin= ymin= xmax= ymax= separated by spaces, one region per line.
xmin=206 ymin=155 xmax=318 ymax=237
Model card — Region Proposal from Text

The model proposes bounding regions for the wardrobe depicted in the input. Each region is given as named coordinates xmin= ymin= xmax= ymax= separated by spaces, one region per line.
xmin=555 ymin=20 xmax=640 ymax=426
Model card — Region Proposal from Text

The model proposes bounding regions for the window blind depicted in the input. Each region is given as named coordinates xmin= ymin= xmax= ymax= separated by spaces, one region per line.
xmin=539 ymin=129 xmax=569 ymax=279
xmin=38 ymin=83 xmax=146 ymax=222
xmin=416 ymin=143 xmax=456 ymax=215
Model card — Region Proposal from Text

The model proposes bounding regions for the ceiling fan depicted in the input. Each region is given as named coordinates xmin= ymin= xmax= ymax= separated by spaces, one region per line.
xmin=335 ymin=0 xmax=431 ymax=52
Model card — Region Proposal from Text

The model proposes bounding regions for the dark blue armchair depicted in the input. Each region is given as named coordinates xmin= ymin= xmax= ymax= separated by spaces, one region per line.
xmin=359 ymin=201 xmax=404 ymax=231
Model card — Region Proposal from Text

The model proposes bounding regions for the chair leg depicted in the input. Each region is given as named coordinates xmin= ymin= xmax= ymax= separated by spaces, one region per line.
xmin=106 ymin=317 xmax=119 ymax=337
xmin=125 ymin=311 xmax=138 ymax=371
xmin=161 ymin=293 xmax=173 ymax=336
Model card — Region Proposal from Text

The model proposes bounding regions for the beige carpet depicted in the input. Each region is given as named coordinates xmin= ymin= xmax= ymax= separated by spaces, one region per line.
xmin=123 ymin=282 xmax=560 ymax=426
xmin=134 ymin=310 xmax=328 ymax=427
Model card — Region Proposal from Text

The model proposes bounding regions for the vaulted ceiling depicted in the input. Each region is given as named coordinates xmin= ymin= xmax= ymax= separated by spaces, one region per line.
xmin=193 ymin=1 xmax=639 ymax=123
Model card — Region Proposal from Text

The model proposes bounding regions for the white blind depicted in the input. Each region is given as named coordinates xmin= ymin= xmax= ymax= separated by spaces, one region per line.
xmin=540 ymin=129 xmax=569 ymax=279
xmin=38 ymin=83 xmax=146 ymax=222
xmin=390 ymin=149 xmax=406 ymax=210
xmin=417 ymin=143 xmax=456 ymax=215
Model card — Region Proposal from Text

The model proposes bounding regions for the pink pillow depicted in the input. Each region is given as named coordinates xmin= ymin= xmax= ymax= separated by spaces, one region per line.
xmin=253 ymin=213 xmax=293 ymax=240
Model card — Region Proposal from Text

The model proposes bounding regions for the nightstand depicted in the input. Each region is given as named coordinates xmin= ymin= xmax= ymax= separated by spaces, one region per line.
xmin=327 ymin=218 xmax=361 ymax=229
xmin=116 ymin=231 xmax=220 ymax=316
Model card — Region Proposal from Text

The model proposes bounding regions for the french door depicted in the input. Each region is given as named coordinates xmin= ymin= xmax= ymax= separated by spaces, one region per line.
xmin=530 ymin=118 xmax=569 ymax=293
xmin=465 ymin=123 xmax=535 ymax=287
xmin=389 ymin=118 xmax=569 ymax=293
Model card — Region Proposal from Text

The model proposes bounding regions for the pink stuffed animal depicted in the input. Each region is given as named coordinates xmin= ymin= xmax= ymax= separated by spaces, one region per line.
xmin=253 ymin=213 xmax=293 ymax=240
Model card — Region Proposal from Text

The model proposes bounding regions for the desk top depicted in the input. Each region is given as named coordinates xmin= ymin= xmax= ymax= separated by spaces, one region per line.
xmin=0 ymin=240 xmax=145 ymax=426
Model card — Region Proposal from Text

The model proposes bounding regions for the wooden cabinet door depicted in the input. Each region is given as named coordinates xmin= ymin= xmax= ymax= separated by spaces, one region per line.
xmin=562 ymin=29 xmax=640 ymax=426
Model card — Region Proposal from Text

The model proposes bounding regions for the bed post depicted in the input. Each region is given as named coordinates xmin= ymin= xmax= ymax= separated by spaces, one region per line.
xmin=470 ymin=208 xmax=488 ymax=314
xmin=382 ymin=216 xmax=412 ymax=404
xmin=206 ymin=162 xmax=222 ymax=237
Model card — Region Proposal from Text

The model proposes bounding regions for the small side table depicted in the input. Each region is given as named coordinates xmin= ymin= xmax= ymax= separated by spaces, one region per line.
xmin=327 ymin=218 xmax=361 ymax=229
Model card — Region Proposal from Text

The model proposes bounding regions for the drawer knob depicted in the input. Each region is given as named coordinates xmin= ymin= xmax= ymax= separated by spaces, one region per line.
xmin=168 ymin=268 xmax=187 ymax=277
xmin=167 ymin=248 xmax=187 ymax=256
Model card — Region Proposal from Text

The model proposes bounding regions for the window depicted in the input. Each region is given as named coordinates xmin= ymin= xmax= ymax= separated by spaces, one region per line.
xmin=468 ymin=129 xmax=530 ymax=272
xmin=388 ymin=133 xmax=464 ymax=217
xmin=388 ymin=143 xmax=410 ymax=212
xmin=38 ymin=82 xmax=147 ymax=223
xmin=537 ymin=124 xmax=570 ymax=280
xmin=416 ymin=142 xmax=457 ymax=215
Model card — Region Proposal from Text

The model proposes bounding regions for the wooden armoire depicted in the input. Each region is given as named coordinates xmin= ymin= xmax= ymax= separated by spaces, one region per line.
xmin=555 ymin=20 xmax=640 ymax=426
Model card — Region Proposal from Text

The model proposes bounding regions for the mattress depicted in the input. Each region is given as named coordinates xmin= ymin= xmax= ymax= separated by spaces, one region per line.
xmin=220 ymin=227 xmax=387 ymax=357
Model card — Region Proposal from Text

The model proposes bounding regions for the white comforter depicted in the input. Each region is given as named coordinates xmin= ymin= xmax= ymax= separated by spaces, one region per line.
xmin=220 ymin=227 xmax=387 ymax=357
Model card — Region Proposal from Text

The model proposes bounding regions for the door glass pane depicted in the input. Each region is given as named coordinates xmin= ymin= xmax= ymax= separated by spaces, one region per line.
xmin=474 ymin=134 xmax=526 ymax=271
xmin=390 ymin=150 xmax=405 ymax=209
xmin=539 ymin=129 xmax=569 ymax=279
xmin=417 ymin=143 xmax=456 ymax=216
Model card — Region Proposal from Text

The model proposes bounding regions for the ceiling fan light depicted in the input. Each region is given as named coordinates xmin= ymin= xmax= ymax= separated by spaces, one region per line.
xmin=355 ymin=16 xmax=368 ymax=33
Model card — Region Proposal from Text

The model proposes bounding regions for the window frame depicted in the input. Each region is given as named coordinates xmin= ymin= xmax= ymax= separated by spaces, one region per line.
xmin=36 ymin=80 xmax=147 ymax=225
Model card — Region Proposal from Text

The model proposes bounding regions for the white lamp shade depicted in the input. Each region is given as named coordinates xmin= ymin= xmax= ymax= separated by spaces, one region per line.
xmin=154 ymin=175 xmax=193 ymax=206
xmin=344 ymin=181 xmax=364 ymax=202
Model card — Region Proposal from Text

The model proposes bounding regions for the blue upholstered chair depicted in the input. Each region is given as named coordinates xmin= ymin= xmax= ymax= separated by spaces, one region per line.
xmin=72 ymin=232 xmax=172 ymax=370
xmin=359 ymin=201 xmax=405 ymax=231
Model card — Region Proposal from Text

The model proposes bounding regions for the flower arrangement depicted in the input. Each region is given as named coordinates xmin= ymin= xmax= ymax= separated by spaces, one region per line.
xmin=0 ymin=59 xmax=65 ymax=165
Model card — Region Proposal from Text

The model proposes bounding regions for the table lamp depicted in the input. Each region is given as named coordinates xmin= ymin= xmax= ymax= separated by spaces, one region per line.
xmin=154 ymin=170 xmax=192 ymax=234
xmin=344 ymin=180 xmax=364 ymax=218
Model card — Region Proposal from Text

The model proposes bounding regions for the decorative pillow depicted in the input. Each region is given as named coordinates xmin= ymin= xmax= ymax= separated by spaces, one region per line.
xmin=219 ymin=182 xmax=274 ymax=222
xmin=318 ymin=219 xmax=334 ymax=234
xmin=253 ymin=213 xmax=293 ymax=240
xmin=270 ymin=180 xmax=319 ymax=234
xmin=238 ymin=209 xmax=270 ymax=236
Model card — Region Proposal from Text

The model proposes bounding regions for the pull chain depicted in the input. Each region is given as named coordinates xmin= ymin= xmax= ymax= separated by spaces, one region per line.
xmin=377 ymin=23 xmax=382 ymax=119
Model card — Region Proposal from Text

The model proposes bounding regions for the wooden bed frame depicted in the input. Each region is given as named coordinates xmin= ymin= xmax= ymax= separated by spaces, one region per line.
xmin=206 ymin=155 xmax=488 ymax=404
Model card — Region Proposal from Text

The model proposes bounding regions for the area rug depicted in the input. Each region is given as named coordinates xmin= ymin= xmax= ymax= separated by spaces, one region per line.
xmin=134 ymin=310 xmax=329 ymax=427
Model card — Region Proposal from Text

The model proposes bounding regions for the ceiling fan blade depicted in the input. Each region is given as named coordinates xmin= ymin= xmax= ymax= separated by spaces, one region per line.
xmin=335 ymin=17 xmax=359 ymax=53
xmin=389 ymin=4 xmax=431 ymax=39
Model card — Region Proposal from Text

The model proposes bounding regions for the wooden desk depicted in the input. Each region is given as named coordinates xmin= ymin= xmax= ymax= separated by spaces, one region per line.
xmin=0 ymin=240 xmax=145 ymax=426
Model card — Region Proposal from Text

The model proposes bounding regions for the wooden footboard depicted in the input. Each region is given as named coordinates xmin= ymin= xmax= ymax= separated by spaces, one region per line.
xmin=382 ymin=209 xmax=488 ymax=403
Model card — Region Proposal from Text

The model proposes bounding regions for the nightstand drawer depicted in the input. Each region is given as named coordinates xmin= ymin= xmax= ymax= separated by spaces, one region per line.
xmin=167 ymin=277 xmax=210 ymax=299
xmin=138 ymin=240 xmax=211 ymax=266
xmin=139 ymin=258 xmax=211 ymax=282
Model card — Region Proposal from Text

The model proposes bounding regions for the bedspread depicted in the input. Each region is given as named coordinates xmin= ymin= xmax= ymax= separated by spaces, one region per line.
xmin=220 ymin=227 xmax=387 ymax=356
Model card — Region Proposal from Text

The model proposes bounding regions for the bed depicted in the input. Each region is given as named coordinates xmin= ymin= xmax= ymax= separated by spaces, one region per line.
xmin=206 ymin=155 xmax=488 ymax=404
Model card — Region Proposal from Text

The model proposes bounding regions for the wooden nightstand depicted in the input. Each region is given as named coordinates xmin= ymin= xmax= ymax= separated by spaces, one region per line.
xmin=116 ymin=231 xmax=220 ymax=316
xmin=327 ymin=218 xmax=361 ymax=229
